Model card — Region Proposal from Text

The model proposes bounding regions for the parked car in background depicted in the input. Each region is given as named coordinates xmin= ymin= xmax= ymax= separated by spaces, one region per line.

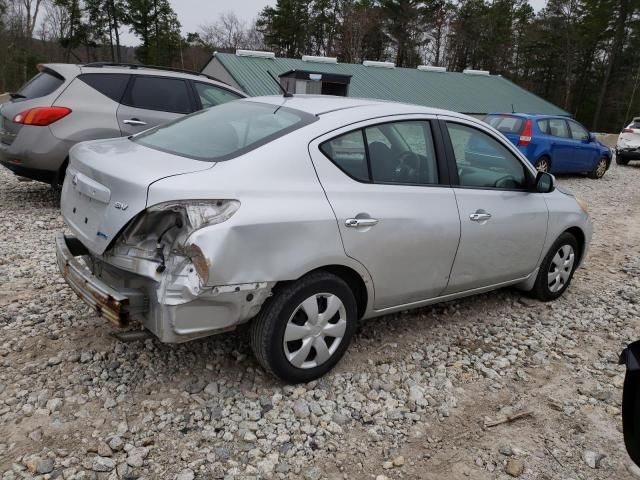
xmin=616 ymin=117 xmax=640 ymax=165
xmin=483 ymin=113 xmax=611 ymax=178
xmin=0 ymin=63 xmax=245 ymax=185
xmin=56 ymin=96 xmax=592 ymax=383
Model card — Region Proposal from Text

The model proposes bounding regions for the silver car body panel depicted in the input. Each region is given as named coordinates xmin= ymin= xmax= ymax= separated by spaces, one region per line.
xmin=57 ymin=96 xmax=592 ymax=343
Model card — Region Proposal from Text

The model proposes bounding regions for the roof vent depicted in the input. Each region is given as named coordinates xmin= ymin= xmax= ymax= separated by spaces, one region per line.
xmin=236 ymin=49 xmax=275 ymax=59
xmin=463 ymin=69 xmax=490 ymax=76
xmin=363 ymin=60 xmax=395 ymax=69
xmin=302 ymin=55 xmax=338 ymax=64
xmin=418 ymin=65 xmax=446 ymax=73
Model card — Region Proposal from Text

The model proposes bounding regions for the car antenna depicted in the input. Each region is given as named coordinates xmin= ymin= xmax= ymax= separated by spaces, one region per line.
xmin=511 ymin=103 xmax=515 ymax=114
xmin=268 ymin=71 xmax=293 ymax=98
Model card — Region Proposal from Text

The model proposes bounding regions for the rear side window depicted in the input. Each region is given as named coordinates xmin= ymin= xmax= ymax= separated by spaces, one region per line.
xmin=320 ymin=131 xmax=368 ymax=181
xmin=78 ymin=73 xmax=129 ymax=102
xmin=124 ymin=76 xmax=192 ymax=114
xmin=17 ymin=71 xmax=64 ymax=99
xmin=320 ymin=120 xmax=439 ymax=185
xmin=194 ymin=82 xmax=242 ymax=109
xmin=484 ymin=115 xmax=524 ymax=134
xmin=134 ymin=101 xmax=315 ymax=161
xmin=537 ymin=119 xmax=549 ymax=134
xmin=547 ymin=118 xmax=570 ymax=138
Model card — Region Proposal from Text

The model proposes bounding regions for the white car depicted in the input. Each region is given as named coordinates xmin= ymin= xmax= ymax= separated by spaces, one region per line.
xmin=616 ymin=117 xmax=640 ymax=165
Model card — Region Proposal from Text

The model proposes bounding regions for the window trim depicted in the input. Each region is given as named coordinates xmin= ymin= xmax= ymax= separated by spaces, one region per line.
xmin=121 ymin=74 xmax=197 ymax=114
xmin=440 ymin=118 xmax=537 ymax=193
xmin=191 ymin=80 xmax=244 ymax=111
xmin=318 ymin=118 xmax=448 ymax=187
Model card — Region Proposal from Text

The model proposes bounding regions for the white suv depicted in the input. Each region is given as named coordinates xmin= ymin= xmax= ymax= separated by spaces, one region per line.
xmin=617 ymin=117 xmax=640 ymax=165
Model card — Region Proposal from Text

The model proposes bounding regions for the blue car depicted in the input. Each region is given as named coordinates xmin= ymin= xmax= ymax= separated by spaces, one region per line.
xmin=483 ymin=113 xmax=612 ymax=179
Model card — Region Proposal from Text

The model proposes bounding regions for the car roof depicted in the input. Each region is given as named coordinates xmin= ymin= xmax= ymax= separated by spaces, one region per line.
xmin=245 ymin=95 xmax=462 ymax=117
xmin=486 ymin=112 xmax=572 ymax=120
xmin=43 ymin=63 xmax=246 ymax=96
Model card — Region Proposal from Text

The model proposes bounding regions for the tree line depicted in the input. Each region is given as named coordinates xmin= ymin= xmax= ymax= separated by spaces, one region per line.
xmin=0 ymin=0 xmax=638 ymax=132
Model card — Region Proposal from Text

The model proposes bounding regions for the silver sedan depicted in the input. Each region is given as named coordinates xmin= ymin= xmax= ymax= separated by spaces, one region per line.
xmin=56 ymin=96 xmax=592 ymax=383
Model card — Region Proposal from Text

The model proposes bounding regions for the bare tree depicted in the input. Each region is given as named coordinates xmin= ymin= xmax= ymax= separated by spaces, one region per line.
xmin=199 ymin=12 xmax=247 ymax=51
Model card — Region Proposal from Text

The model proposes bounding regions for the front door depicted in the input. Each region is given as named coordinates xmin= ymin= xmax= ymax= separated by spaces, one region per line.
xmin=309 ymin=117 xmax=461 ymax=309
xmin=567 ymin=119 xmax=598 ymax=171
xmin=117 ymin=75 xmax=194 ymax=136
xmin=441 ymin=118 xmax=548 ymax=293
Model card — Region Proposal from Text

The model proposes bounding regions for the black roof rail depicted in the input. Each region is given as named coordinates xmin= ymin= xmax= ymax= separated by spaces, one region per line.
xmin=82 ymin=62 xmax=230 ymax=86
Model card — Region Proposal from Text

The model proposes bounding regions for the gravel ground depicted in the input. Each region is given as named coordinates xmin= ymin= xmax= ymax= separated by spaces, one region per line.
xmin=0 ymin=159 xmax=639 ymax=480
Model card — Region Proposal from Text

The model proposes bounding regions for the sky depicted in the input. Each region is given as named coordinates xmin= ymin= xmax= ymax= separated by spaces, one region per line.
xmin=120 ymin=0 xmax=548 ymax=46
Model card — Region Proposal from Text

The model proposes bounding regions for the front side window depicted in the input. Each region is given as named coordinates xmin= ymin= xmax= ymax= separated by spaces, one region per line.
xmin=320 ymin=120 xmax=439 ymax=185
xmin=125 ymin=76 xmax=192 ymax=113
xmin=568 ymin=120 xmax=589 ymax=141
xmin=194 ymin=82 xmax=243 ymax=109
xmin=447 ymin=122 xmax=528 ymax=190
xmin=135 ymin=101 xmax=316 ymax=161
xmin=547 ymin=118 xmax=570 ymax=138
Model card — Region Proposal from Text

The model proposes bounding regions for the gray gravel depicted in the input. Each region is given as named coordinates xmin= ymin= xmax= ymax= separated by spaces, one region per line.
xmin=0 ymin=160 xmax=639 ymax=479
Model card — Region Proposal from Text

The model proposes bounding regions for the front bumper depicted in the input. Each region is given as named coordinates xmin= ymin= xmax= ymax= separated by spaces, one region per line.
xmin=617 ymin=147 xmax=640 ymax=160
xmin=55 ymin=233 xmax=274 ymax=343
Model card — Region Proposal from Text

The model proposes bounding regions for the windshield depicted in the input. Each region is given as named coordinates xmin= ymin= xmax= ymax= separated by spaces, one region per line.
xmin=134 ymin=101 xmax=316 ymax=161
xmin=484 ymin=115 xmax=524 ymax=134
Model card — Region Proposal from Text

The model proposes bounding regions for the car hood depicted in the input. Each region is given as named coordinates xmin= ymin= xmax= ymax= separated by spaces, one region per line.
xmin=61 ymin=137 xmax=214 ymax=255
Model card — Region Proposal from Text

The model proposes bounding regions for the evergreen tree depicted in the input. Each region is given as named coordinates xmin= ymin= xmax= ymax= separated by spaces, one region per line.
xmin=126 ymin=0 xmax=181 ymax=65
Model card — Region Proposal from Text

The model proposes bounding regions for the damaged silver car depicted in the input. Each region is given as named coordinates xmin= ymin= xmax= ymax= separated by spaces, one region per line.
xmin=56 ymin=96 xmax=592 ymax=383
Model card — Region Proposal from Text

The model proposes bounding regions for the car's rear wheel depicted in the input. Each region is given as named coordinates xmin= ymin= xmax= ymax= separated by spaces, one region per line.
xmin=250 ymin=271 xmax=357 ymax=383
xmin=589 ymin=156 xmax=608 ymax=178
xmin=616 ymin=153 xmax=630 ymax=165
xmin=529 ymin=232 xmax=579 ymax=301
xmin=535 ymin=156 xmax=550 ymax=173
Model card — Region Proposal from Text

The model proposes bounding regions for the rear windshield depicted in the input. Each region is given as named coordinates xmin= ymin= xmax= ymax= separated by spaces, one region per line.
xmin=134 ymin=101 xmax=316 ymax=161
xmin=484 ymin=115 xmax=524 ymax=134
xmin=629 ymin=120 xmax=640 ymax=129
xmin=17 ymin=70 xmax=64 ymax=99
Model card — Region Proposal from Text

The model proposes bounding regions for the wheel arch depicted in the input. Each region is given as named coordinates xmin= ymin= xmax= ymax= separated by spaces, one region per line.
xmin=274 ymin=264 xmax=371 ymax=320
xmin=564 ymin=226 xmax=586 ymax=265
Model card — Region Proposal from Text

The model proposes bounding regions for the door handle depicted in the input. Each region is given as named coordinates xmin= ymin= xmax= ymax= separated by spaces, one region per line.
xmin=345 ymin=218 xmax=379 ymax=228
xmin=469 ymin=212 xmax=492 ymax=222
xmin=123 ymin=119 xmax=147 ymax=126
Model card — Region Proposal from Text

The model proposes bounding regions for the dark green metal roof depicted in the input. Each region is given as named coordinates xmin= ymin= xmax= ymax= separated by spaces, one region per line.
xmin=213 ymin=52 xmax=568 ymax=116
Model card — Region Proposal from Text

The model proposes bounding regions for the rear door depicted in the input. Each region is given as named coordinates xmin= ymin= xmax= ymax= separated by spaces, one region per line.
xmin=117 ymin=75 xmax=195 ymax=136
xmin=309 ymin=116 xmax=461 ymax=309
xmin=440 ymin=117 xmax=548 ymax=293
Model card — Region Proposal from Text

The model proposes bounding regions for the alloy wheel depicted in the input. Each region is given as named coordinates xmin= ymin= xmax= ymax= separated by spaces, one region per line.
xmin=547 ymin=245 xmax=575 ymax=293
xmin=595 ymin=158 xmax=607 ymax=178
xmin=536 ymin=159 xmax=549 ymax=173
xmin=283 ymin=293 xmax=347 ymax=369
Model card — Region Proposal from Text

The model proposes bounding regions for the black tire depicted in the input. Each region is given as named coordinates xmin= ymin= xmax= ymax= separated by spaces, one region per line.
xmin=250 ymin=271 xmax=358 ymax=383
xmin=529 ymin=232 xmax=579 ymax=301
xmin=616 ymin=154 xmax=630 ymax=166
xmin=589 ymin=156 xmax=608 ymax=178
xmin=535 ymin=156 xmax=551 ymax=173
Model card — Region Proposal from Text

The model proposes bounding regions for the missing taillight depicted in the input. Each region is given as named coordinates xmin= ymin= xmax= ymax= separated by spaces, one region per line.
xmin=13 ymin=107 xmax=71 ymax=126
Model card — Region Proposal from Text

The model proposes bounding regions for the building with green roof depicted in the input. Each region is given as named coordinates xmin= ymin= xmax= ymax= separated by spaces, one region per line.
xmin=202 ymin=50 xmax=569 ymax=117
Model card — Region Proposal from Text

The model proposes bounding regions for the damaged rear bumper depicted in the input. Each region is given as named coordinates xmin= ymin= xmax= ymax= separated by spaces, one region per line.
xmin=55 ymin=233 xmax=274 ymax=343
xmin=55 ymin=233 xmax=147 ymax=326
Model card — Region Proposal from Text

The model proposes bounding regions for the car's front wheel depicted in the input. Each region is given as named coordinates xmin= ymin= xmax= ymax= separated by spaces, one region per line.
xmin=250 ymin=271 xmax=358 ymax=383
xmin=589 ymin=156 xmax=608 ymax=178
xmin=529 ymin=232 xmax=579 ymax=301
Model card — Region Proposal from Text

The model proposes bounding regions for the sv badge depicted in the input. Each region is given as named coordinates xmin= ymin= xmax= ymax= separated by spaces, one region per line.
xmin=114 ymin=201 xmax=129 ymax=211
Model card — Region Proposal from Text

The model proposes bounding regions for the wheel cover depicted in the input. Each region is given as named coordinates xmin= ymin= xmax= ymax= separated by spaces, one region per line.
xmin=595 ymin=159 xmax=607 ymax=177
xmin=547 ymin=245 xmax=575 ymax=293
xmin=283 ymin=293 xmax=347 ymax=369
xmin=536 ymin=159 xmax=549 ymax=172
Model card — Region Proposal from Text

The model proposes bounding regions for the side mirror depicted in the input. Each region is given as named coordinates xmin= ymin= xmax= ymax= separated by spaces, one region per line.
xmin=535 ymin=171 xmax=554 ymax=193
xmin=620 ymin=341 xmax=640 ymax=466
xmin=584 ymin=133 xmax=595 ymax=143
